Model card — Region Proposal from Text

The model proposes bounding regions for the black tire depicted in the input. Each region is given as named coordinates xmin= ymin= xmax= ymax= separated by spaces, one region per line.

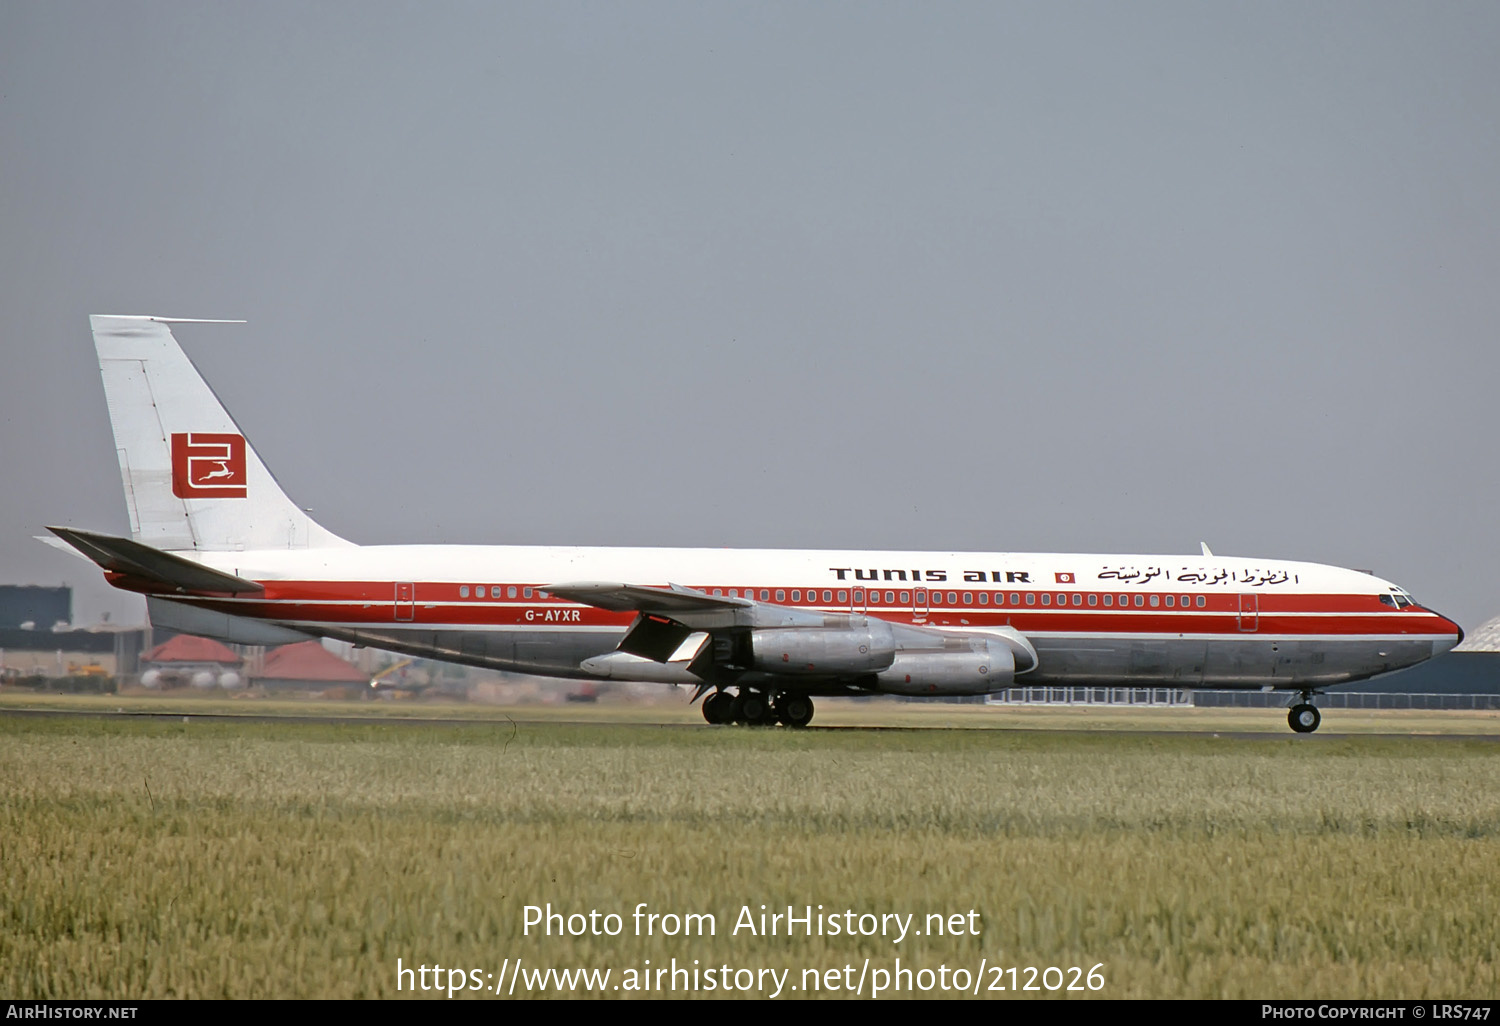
xmin=736 ymin=690 xmax=770 ymax=726
xmin=776 ymin=693 xmax=815 ymax=728
xmin=702 ymin=691 xmax=734 ymax=725
xmin=1288 ymin=703 xmax=1321 ymax=734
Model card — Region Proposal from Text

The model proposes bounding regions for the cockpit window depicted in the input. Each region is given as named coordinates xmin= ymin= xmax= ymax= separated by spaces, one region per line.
xmin=1383 ymin=590 xmax=1416 ymax=609
xmin=1379 ymin=594 xmax=1397 ymax=608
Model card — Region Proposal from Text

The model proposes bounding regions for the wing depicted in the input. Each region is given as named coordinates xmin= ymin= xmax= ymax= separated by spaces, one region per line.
xmin=544 ymin=581 xmax=751 ymax=615
xmin=544 ymin=582 xmax=761 ymax=679
xmin=548 ymin=579 xmax=1038 ymax=690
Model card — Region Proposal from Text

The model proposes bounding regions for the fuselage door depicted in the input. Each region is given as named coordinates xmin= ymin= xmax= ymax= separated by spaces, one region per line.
xmin=1237 ymin=593 xmax=1258 ymax=632
xmin=395 ymin=582 xmax=415 ymax=622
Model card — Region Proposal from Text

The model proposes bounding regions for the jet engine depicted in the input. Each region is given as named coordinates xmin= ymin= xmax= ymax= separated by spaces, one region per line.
xmin=750 ymin=620 xmax=897 ymax=674
xmin=874 ymin=637 xmax=1015 ymax=696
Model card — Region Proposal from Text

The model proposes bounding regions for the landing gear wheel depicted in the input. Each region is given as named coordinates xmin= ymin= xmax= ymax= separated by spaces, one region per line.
xmin=702 ymin=691 xmax=734 ymax=725
xmin=1288 ymin=703 xmax=1321 ymax=734
xmin=775 ymin=693 xmax=815 ymax=728
xmin=733 ymin=690 xmax=772 ymax=726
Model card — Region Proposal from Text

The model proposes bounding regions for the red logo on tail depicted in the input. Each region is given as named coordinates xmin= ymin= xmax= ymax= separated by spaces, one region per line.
xmin=171 ymin=433 xmax=247 ymax=498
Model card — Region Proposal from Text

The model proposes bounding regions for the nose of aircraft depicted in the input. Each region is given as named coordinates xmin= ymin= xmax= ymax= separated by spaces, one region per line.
xmin=1431 ymin=610 xmax=1464 ymax=654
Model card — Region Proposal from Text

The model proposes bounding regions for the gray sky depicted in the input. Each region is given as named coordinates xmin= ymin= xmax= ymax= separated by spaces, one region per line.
xmin=2 ymin=2 xmax=1497 ymax=630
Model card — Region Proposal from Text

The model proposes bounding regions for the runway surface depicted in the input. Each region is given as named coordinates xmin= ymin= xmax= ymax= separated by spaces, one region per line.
xmin=4 ymin=704 xmax=1498 ymax=742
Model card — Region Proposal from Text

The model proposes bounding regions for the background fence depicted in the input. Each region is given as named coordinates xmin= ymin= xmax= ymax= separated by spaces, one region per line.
xmin=986 ymin=687 xmax=1500 ymax=710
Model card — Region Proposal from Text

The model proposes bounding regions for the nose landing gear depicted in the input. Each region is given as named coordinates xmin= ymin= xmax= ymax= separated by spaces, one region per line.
xmin=1287 ymin=693 xmax=1322 ymax=734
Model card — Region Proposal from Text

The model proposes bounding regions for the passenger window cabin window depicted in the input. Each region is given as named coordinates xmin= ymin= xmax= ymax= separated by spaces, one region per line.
xmin=1056 ymin=594 xmax=1065 ymax=604
xmin=791 ymin=590 xmax=801 ymax=602
xmin=885 ymin=591 xmax=895 ymax=603
xmin=524 ymin=587 xmax=533 ymax=599
xmin=1088 ymin=594 xmax=1097 ymax=606
xmin=963 ymin=592 xmax=973 ymax=605
xmin=916 ymin=591 xmax=927 ymax=603
xmin=1010 ymin=593 xmax=1021 ymax=605
xmin=837 ymin=590 xmax=848 ymax=603
xmin=1119 ymin=595 xmax=1129 ymax=606
xmin=979 ymin=592 xmax=989 ymax=605
xmin=854 ymin=590 xmax=864 ymax=603
xmin=713 ymin=589 xmax=723 ymax=596
xmin=507 ymin=586 xmax=517 ymax=598
xmin=1181 ymin=595 xmax=1190 ymax=606
xmin=1072 ymin=593 xmax=1082 ymax=606
xmin=1165 ymin=595 xmax=1175 ymax=608
xmin=823 ymin=590 xmax=833 ymax=603
xmin=1103 ymin=594 xmax=1113 ymax=606
xmin=900 ymin=591 xmax=910 ymax=603
xmin=1134 ymin=595 xmax=1145 ymax=607
xmin=760 ymin=589 xmax=770 ymax=600
xmin=776 ymin=590 xmax=786 ymax=602
xmin=1150 ymin=595 xmax=1160 ymax=607
xmin=1196 ymin=595 xmax=1205 ymax=608
xmin=947 ymin=591 xmax=958 ymax=604
xmin=1041 ymin=594 xmax=1051 ymax=606
xmin=1024 ymin=593 xmax=1035 ymax=605
xmin=459 ymin=586 xmax=469 ymax=598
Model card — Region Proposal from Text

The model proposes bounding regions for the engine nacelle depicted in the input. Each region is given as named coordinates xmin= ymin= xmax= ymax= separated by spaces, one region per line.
xmin=751 ymin=621 xmax=897 ymax=674
xmin=874 ymin=638 xmax=1015 ymax=696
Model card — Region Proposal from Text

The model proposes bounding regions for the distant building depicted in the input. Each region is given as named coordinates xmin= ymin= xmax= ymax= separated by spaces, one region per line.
xmin=0 ymin=624 xmax=146 ymax=679
xmin=1454 ymin=614 xmax=1500 ymax=655
xmin=254 ymin=640 xmax=368 ymax=692
xmin=0 ymin=585 xmax=71 ymax=630
xmin=1353 ymin=652 xmax=1500 ymax=694
xmin=140 ymin=634 xmax=244 ymax=689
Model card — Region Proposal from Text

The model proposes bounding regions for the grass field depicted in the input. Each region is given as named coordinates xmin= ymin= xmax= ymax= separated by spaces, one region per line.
xmin=3 ymin=705 xmax=1498 ymax=999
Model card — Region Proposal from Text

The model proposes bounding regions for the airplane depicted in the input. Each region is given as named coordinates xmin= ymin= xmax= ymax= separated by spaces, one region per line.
xmin=44 ymin=315 xmax=1464 ymax=733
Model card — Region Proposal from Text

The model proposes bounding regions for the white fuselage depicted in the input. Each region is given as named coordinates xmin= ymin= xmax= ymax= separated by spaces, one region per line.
xmin=134 ymin=543 xmax=1462 ymax=691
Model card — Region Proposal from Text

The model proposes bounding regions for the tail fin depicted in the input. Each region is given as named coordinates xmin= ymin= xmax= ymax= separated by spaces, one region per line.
xmin=90 ymin=315 xmax=352 ymax=552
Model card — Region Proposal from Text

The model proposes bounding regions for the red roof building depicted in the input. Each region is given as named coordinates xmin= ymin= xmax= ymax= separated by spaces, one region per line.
xmin=142 ymin=634 xmax=242 ymax=665
xmin=255 ymin=640 xmax=367 ymax=688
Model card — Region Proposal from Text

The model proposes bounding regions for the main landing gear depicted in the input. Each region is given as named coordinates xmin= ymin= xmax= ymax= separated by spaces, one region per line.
xmin=1288 ymin=692 xmax=1322 ymax=734
xmin=700 ymin=688 xmax=814 ymax=728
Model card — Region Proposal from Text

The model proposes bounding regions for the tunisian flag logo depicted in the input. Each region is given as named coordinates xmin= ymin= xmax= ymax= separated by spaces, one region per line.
xmin=171 ymin=433 xmax=247 ymax=498
xmin=1054 ymin=572 xmax=1075 ymax=584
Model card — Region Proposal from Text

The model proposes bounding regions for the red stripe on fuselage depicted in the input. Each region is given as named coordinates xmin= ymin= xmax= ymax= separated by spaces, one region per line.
xmin=168 ymin=579 xmax=1457 ymax=638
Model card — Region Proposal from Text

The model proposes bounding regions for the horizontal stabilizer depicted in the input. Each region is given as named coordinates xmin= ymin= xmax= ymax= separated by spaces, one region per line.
xmin=35 ymin=534 xmax=95 ymax=562
xmin=46 ymin=526 xmax=263 ymax=595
